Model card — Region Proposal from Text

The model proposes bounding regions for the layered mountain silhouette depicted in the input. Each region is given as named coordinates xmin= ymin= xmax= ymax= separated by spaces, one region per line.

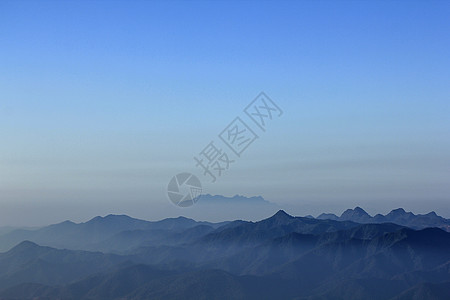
xmin=0 ymin=214 xmax=228 ymax=253
xmin=0 ymin=208 xmax=449 ymax=299
xmin=317 ymin=206 xmax=450 ymax=232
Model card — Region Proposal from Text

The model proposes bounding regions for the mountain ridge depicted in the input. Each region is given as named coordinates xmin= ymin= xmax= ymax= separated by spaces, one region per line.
xmin=0 ymin=210 xmax=449 ymax=299
xmin=317 ymin=207 xmax=450 ymax=232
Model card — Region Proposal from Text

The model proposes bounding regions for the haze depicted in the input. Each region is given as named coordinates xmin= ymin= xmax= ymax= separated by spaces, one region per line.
xmin=1 ymin=0 xmax=449 ymax=226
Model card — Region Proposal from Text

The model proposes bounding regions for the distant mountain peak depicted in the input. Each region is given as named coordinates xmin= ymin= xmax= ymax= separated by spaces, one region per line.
xmin=272 ymin=210 xmax=293 ymax=219
xmin=8 ymin=240 xmax=41 ymax=253
xmin=341 ymin=207 xmax=370 ymax=217
xmin=387 ymin=208 xmax=408 ymax=216
xmin=198 ymin=194 xmax=272 ymax=205
xmin=313 ymin=207 xmax=449 ymax=232
xmin=86 ymin=214 xmax=136 ymax=224
xmin=354 ymin=206 xmax=368 ymax=213
xmin=231 ymin=194 xmax=264 ymax=200
xmin=340 ymin=207 xmax=371 ymax=222
xmin=61 ymin=220 xmax=75 ymax=224
xmin=15 ymin=240 xmax=38 ymax=247
xmin=105 ymin=214 xmax=131 ymax=219
xmin=317 ymin=213 xmax=339 ymax=220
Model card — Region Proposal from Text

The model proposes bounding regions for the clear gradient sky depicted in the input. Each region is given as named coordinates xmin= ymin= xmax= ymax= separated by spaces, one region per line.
xmin=1 ymin=0 xmax=449 ymax=226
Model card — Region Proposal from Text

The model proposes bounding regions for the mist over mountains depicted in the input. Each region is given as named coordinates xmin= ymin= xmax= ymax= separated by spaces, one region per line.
xmin=0 ymin=202 xmax=449 ymax=299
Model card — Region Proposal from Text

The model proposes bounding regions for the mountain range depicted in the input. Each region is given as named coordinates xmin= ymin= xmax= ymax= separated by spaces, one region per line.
xmin=0 ymin=208 xmax=449 ymax=299
xmin=317 ymin=207 xmax=450 ymax=232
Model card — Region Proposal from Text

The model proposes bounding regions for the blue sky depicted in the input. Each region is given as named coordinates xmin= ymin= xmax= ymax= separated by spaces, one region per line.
xmin=1 ymin=0 xmax=449 ymax=225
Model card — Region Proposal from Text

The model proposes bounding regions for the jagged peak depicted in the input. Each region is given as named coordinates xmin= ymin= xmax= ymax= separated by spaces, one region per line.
xmin=341 ymin=207 xmax=370 ymax=218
